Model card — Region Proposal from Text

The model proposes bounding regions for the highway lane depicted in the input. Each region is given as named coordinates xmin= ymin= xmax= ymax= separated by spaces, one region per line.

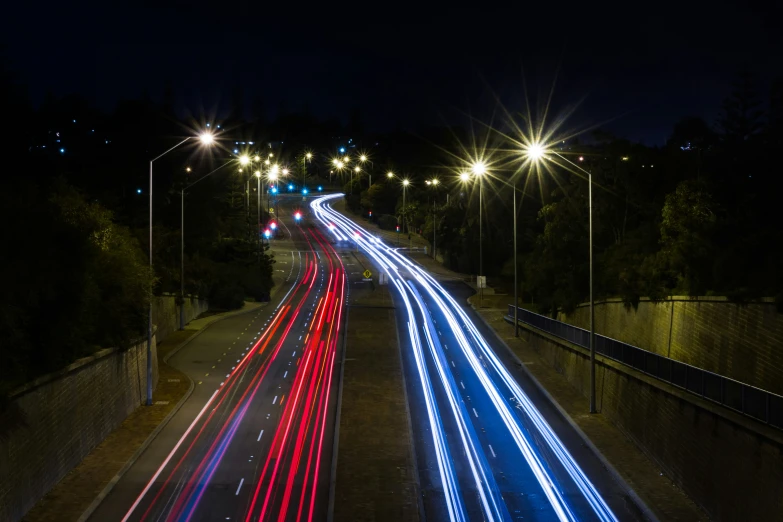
xmin=311 ymin=194 xmax=644 ymax=522
xmin=90 ymin=195 xmax=346 ymax=522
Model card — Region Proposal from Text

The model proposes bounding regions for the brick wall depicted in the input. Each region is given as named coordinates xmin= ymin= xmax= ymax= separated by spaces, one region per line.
xmin=0 ymin=295 xmax=208 ymax=522
xmin=557 ymin=297 xmax=783 ymax=395
xmin=520 ymin=324 xmax=783 ymax=521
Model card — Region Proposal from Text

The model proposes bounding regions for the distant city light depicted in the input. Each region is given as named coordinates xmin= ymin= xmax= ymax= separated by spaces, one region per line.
xmin=271 ymin=187 xmax=278 ymax=194
xmin=270 ymin=222 xmax=277 ymax=230
xmin=136 ymin=188 xmax=142 ymax=194
xmin=206 ymin=123 xmax=210 ymax=127
xmin=340 ymin=147 xmax=345 ymax=153
xmin=234 ymin=149 xmax=239 ymax=154
xmin=317 ymin=186 xmax=322 ymax=191
xmin=73 ymin=119 xmax=76 ymax=123
xmin=288 ymin=184 xmax=294 ymax=190
xmin=59 ymin=148 xmax=65 ymax=154
xmin=302 ymin=188 xmax=308 ymax=195
xmin=263 ymin=229 xmax=271 ymax=238
xmin=579 ymin=156 xmax=584 ymax=162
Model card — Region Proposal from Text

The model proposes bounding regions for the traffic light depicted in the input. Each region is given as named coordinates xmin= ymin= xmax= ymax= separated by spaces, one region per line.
xmin=368 ymin=210 xmax=372 ymax=217
xmin=396 ymin=225 xmax=400 ymax=232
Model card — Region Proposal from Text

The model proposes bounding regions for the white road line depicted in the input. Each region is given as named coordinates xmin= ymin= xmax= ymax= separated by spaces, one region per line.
xmin=273 ymin=395 xmax=278 ymax=404
xmin=299 ymin=335 xmax=302 ymax=340
xmin=235 ymin=478 xmax=245 ymax=495
xmin=292 ymin=351 xmax=296 ymax=357
xmin=451 ymin=360 xmax=455 ymax=368
xmin=284 ymin=371 xmax=288 ymax=378
xmin=257 ymin=429 xmax=264 ymax=441
xmin=460 ymin=381 xmax=465 ymax=389
xmin=489 ymin=445 xmax=496 ymax=458
xmin=473 ymin=407 xmax=479 ymax=418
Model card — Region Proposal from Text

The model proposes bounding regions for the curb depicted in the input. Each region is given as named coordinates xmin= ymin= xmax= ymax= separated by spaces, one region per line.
xmin=326 ymin=303 xmax=349 ymax=522
xmin=468 ymin=301 xmax=660 ymax=522
xmin=77 ymin=302 xmax=266 ymax=522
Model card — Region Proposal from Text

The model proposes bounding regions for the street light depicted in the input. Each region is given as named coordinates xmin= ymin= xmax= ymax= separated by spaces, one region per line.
xmin=147 ymin=130 xmax=213 ymax=405
xmin=548 ymin=150 xmax=598 ymax=414
xmin=179 ymin=160 xmax=235 ymax=330
xmin=352 ymin=166 xmax=361 ymax=194
xmin=387 ymin=171 xmax=394 ymax=179
xmin=303 ymin=152 xmax=313 ymax=197
xmin=427 ymin=178 xmax=440 ymax=258
xmin=401 ymin=178 xmax=410 ymax=247
xmin=472 ymin=161 xmax=487 ymax=305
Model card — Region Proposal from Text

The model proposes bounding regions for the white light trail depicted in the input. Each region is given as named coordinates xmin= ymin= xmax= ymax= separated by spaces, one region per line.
xmin=311 ymin=194 xmax=618 ymax=522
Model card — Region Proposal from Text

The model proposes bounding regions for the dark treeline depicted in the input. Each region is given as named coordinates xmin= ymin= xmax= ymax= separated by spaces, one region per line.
xmin=0 ymin=78 xmax=350 ymax=397
xmin=356 ymin=72 xmax=783 ymax=315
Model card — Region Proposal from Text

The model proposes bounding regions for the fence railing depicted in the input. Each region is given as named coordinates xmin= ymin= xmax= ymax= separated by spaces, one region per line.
xmin=507 ymin=305 xmax=783 ymax=430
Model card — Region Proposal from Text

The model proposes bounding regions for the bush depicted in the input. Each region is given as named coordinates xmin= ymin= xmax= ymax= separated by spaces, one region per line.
xmin=378 ymin=214 xmax=398 ymax=231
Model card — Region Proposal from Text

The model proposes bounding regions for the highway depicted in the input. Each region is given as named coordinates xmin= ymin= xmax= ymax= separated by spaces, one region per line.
xmin=311 ymin=194 xmax=644 ymax=522
xmin=90 ymin=195 xmax=346 ymax=522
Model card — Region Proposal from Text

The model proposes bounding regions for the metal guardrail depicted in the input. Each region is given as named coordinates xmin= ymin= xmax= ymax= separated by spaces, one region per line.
xmin=508 ymin=305 xmax=783 ymax=430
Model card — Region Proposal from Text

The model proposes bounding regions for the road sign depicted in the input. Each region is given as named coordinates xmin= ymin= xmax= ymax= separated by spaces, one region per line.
xmin=362 ymin=269 xmax=372 ymax=279
xmin=477 ymin=275 xmax=486 ymax=288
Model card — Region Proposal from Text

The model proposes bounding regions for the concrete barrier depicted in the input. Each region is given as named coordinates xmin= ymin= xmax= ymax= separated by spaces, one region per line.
xmin=0 ymin=295 xmax=208 ymax=522
xmin=517 ymin=321 xmax=783 ymax=521
xmin=557 ymin=296 xmax=783 ymax=395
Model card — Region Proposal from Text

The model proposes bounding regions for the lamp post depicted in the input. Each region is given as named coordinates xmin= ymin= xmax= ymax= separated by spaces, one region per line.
xmin=180 ymin=160 xmax=233 ymax=330
xmin=472 ymin=162 xmax=487 ymax=306
xmin=427 ymin=178 xmax=440 ymax=259
xmin=268 ymin=165 xmax=281 ymax=218
xmin=353 ymin=166 xmax=360 ymax=194
xmin=359 ymin=153 xmax=372 ymax=187
xmin=549 ymin=151 xmax=596 ymax=413
xmin=402 ymin=178 xmax=410 ymax=248
xmin=147 ymin=131 xmax=213 ymax=406
xmin=303 ymin=152 xmax=312 ymax=197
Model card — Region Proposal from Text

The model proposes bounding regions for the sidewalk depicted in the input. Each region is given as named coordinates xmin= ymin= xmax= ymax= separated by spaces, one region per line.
xmin=22 ymin=301 xmax=264 ymax=522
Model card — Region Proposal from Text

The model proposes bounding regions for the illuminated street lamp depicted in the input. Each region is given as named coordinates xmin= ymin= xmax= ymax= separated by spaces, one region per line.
xmin=472 ymin=161 xmax=487 ymax=305
xmin=545 ymin=148 xmax=600 ymax=414
xmin=387 ymin=171 xmax=394 ymax=179
xmin=303 ymin=152 xmax=313 ymax=197
xmin=147 ymin=130 xmax=214 ymax=405
xmin=401 ymin=178 xmax=411 ymax=247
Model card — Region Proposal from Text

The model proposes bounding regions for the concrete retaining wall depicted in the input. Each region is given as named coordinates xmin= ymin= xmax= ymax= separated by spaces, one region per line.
xmin=152 ymin=294 xmax=210 ymax=347
xmin=557 ymin=297 xmax=783 ymax=395
xmin=0 ymin=295 xmax=208 ymax=522
xmin=519 ymin=322 xmax=783 ymax=521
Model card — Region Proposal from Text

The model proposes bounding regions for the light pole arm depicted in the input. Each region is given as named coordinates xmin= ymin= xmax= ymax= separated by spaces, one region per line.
xmin=183 ymin=160 xmax=234 ymax=193
xmin=151 ymin=137 xmax=191 ymax=163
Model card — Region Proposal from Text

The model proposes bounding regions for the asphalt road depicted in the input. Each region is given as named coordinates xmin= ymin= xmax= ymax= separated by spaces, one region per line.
xmin=90 ymin=194 xmax=347 ymax=522
xmin=313 ymin=195 xmax=647 ymax=522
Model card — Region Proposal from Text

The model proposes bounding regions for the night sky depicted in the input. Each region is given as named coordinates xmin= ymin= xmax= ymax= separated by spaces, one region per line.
xmin=3 ymin=3 xmax=781 ymax=145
